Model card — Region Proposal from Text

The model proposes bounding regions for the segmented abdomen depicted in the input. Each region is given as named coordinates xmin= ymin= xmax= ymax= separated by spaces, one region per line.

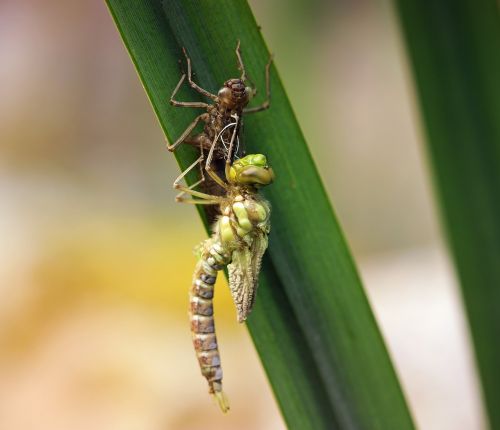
xmin=190 ymin=239 xmax=231 ymax=412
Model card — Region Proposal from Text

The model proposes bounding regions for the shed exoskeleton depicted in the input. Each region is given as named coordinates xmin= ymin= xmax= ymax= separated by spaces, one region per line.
xmin=168 ymin=41 xmax=272 ymax=195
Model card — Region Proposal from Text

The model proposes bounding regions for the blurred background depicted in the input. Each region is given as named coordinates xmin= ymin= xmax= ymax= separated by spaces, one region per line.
xmin=0 ymin=0 xmax=486 ymax=429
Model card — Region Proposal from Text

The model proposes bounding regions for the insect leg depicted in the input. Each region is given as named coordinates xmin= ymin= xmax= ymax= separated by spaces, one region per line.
xmin=235 ymin=40 xmax=248 ymax=83
xmin=236 ymin=40 xmax=258 ymax=95
xmin=183 ymin=48 xmax=218 ymax=101
xmin=175 ymin=179 xmax=202 ymax=203
xmin=177 ymin=198 xmax=220 ymax=205
xmin=175 ymin=178 xmax=218 ymax=205
xmin=170 ymin=74 xmax=210 ymax=109
xmin=224 ymin=117 xmax=239 ymax=179
xmin=174 ymin=156 xmax=223 ymax=202
xmin=175 ymin=183 xmax=221 ymax=202
xmin=243 ymin=54 xmax=273 ymax=114
xmin=167 ymin=113 xmax=209 ymax=152
xmin=205 ymin=134 xmax=229 ymax=190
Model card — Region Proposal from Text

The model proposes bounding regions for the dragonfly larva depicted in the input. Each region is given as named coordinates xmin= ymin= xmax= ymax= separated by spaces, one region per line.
xmin=168 ymin=41 xmax=272 ymax=203
xmin=174 ymin=152 xmax=274 ymax=412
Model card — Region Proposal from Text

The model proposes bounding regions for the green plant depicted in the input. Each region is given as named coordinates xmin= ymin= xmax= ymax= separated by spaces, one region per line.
xmin=395 ymin=1 xmax=500 ymax=428
xmin=106 ymin=1 xmax=414 ymax=428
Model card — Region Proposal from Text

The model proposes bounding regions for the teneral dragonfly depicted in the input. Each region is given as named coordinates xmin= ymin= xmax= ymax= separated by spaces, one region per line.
xmin=174 ymin=152 xmax=274 ymax=412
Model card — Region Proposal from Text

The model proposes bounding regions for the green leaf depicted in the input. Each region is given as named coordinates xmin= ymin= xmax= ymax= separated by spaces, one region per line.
xmin=394 ymin=1 xmax=500 ymax=428
xmin=106 ymin=1 xmax=414 ymax=428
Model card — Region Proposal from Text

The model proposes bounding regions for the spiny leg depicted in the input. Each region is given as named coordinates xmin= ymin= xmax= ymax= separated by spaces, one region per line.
xmin=170 ymin=74 xmax=210 ymax=109
xmin=224 ymin=116 xmax=239 ymax=179
xmin=175 ymin=152 xmax=207 ymax=202
xmin=235 ymin=40 xmax=258 ymax=94
xmin=167 ymin=113 xmax=209 ymax=152
xmin=177 ymin=198 xmax=220 ymax=205
xmin=175 ymin=178 xmax=204 ymax=203
xmin=204 ymin=119 xmax=241 ymax=190
xmin=182 ymin=133 xmax=226 ymax=191
xmin=173 ymin=155 xmax=202 ymax=190
xmin=243 ymin=54 xmax=273 ymax=114
xmin=235 ymin=40 xmax=248 ymax=83
xmin=182 ymin=48 xmax=218 ymax=101
xmin=205 ymin=139 xmax=229 ymax=191
xmin=176 ymin=181 xmax=220 ymax=204
xmin=175 ymin=185 xmax=221 ymax=202
xmin=174 ymin=156 xmax=223 ymax=202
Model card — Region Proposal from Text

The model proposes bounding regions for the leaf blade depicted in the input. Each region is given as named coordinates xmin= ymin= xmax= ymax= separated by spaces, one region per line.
xmin=106 ymin=0 xmax=415 ymax=428
xmin=394 ymin=0 xmax=500 ymax=427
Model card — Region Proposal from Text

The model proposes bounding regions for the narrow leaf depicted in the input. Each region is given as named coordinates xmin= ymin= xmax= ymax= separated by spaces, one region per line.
xmin=106 ymin=0 xmax=414 ymax=428
xmin=394 ymin=1 xmax=500 ymax=428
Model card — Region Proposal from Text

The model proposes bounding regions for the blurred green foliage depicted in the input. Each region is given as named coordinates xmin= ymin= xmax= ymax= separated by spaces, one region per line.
xmin=395 ymin=0 xmax=500 ymax=428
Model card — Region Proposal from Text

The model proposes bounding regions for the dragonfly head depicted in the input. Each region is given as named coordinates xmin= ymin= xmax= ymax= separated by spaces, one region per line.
xmin=229 ymin=154 xmax=274 ymax=188
xmin=218 ymin=79 xmax=252 ymax=109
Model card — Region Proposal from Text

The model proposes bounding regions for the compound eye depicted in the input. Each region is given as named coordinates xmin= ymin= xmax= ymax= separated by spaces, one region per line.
xmin=245 ymin=86 xmax=255 ymax=100
xmin=217 ymin=87 xmax=232 ymax=102
xmin=239 ymin=166 xmax=274 ymax=186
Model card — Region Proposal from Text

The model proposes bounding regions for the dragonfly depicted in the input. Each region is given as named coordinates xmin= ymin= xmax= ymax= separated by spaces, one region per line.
xmin=168 ymin=41 xmax=272 ymax=207
xmin=173 ymin=148 xmax=274 ymax=412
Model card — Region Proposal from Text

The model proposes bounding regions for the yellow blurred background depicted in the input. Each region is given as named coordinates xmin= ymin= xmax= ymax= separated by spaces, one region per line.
xmin=0 ymin=0 xmax=486 ymax=429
